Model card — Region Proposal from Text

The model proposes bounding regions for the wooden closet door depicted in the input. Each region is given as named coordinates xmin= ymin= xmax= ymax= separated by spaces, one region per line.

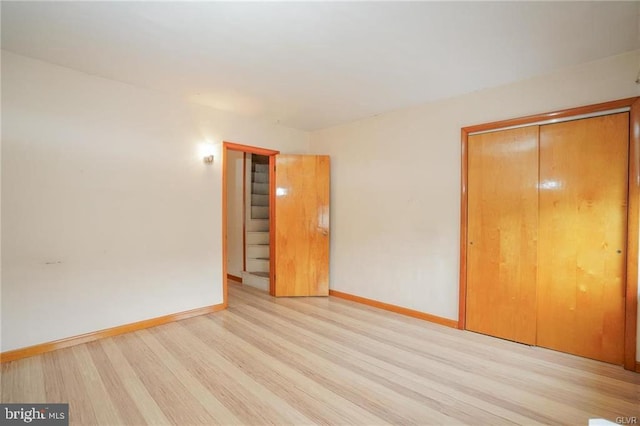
xmin=466 ymin=126 xmax=539 ymax=345
xmin=537 ymin=113 xmax=628 ymax=364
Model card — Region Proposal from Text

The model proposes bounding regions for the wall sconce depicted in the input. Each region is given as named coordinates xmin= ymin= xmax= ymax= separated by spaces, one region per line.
xmin=199 ymin=141 xmax=216 ymax=165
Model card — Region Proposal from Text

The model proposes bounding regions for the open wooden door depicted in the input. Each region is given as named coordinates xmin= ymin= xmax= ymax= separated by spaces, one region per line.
xmin=273 ymin=155 xmax=330 ymax=297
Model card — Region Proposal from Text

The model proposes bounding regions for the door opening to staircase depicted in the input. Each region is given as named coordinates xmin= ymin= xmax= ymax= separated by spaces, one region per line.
xmin=222 ymin=141 xmax=279 ymax=306
xmin=223 ymin=141 xmax=331 ymax=305
xmin=242 ymin=154 xmax=271 ymax=291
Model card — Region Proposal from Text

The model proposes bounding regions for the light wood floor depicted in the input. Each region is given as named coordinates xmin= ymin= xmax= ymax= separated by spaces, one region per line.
xmin=2 ymin=283 xmax=639 ymax=425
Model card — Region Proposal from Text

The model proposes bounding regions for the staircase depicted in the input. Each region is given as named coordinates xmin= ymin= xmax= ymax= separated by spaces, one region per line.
xmin=242 ymin=159 xmax=270 ymax=291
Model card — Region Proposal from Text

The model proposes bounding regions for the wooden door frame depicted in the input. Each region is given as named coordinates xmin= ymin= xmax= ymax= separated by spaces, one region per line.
xmin=459 ymin=97 xmax=640 ymax=371
xmin=222 ymin=141 xmax=279 ymax=308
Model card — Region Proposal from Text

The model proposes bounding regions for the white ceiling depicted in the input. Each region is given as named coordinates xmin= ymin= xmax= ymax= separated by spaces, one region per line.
xmin=2 ymin=2 xmax=639 ymax=130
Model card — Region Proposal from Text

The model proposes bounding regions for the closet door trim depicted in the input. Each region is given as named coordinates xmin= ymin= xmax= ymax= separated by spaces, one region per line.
xmin=459 ymin=97 xmax=640 ymax=372
xmin=468 ymin=107 xmax=629 ymax=136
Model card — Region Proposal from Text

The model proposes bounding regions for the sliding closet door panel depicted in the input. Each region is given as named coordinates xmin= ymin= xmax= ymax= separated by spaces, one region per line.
xmin=538 ymin=113 xmax=628 ymax=364
xmin=466 ymin=126 xmax=539 ymax=345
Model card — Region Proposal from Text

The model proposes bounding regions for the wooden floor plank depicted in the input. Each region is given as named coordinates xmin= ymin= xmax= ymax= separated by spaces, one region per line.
xmin=70 ymin=345 xmax=123 ymax=425
xmin=254 ymin=291 xmax=638 ymax=415
xmin=135 ymin=329 xmax=243 ymax=425
xmin=229 ymin=301 xmax=541 ymax=425
xmin=1 ymin=282 xmax=638 ymax=425
xmin=302 ymin=294 xmax=639 ymax=389
xmin=45 ymin=348 xmax=100 ymax=425
xmin=98 ymin=338 xmax=170 ymax=425
xmin=84 ymin=341 xmax=148 ymax=425
xmin=146 ymin=323 xmax=313 ymax=425
xmin=167 ymin=318 xmax=384 ymax=425
xmin=114 ymin=332 xmax=218 ymax=425
xmin=1 ymin=356 xmax=46 ymax=403
xmin=230 ymin=289 xmax=572 ymax=423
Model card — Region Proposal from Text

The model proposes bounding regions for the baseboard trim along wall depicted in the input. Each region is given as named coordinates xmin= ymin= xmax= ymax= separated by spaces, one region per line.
xmin=227 ymin=274 xmax=242 ymax=282
xmin=329 ymin=290 xmax=458 ymax=328
xmin=0 ymin=303 xmax=225 ymax=363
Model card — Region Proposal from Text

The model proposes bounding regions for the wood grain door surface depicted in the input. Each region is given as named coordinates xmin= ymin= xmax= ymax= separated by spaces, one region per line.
xmin=466 ymin=126 xmax=539 ymax=345
xmin=274 ymin=155 xmax=330 ymax=297
xmin=466 ymin=112 xmax=628 ymax=364
xmin=537 ymin=113 xmax=628 ymax=364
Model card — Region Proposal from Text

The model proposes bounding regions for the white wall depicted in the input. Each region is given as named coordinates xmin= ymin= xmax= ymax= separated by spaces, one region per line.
xmin=226 ymin=150 xmax=244 ymax=278
xmin=1 ymin=51 xmax=309 ymax=351
xmin=310 ymin=50 xmax=640 ymax=360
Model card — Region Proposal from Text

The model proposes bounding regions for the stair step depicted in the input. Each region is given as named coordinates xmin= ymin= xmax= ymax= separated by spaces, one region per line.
xmin=242 ymin=271 xmax=269 ymax=292
xmin=252 ymin=182 xmax=269 ymax=195
xmin=246 ymin=219 xmax=269 ymax=232
xmin=254 ymin=163 xmax=269 ymax=173
xmin=252 ymin=171 xmax=269 ymax=183
xmin=246 ymin=231 xmax=269 ymax=245
xmin=251 ymin=206 xmax=269 ymax=219
xmin=246 ymin=258 xmax=269 ymax=273
xmin=247 ymin=244 xmax=269 ymax=259
xmin=252 ymin=194 xmax=269 ymax=206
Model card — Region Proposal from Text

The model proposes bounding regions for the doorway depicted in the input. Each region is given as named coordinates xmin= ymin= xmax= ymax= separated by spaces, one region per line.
xmin=223 ymin=143 xmax=332 ymax=304
xmin=242 ymin=154 xmax=271 ymax=290
xmin=222 ymin=142 xmax=279 ymax=307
